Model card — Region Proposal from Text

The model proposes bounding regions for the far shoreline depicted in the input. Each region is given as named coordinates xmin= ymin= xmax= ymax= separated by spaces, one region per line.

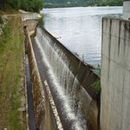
xmin=44 ymin=5 xmax=123 ymax=9
xmin=42 ymin=6 xmax=123 ymax=10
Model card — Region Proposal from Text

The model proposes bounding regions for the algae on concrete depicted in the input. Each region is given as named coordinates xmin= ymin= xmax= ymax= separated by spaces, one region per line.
xmin=91 ymin=80 xmax=101 ymax=94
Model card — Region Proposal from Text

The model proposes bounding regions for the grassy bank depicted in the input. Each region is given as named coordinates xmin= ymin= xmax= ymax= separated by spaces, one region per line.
xmin=0 ymin=16 xmax=25 ymax=130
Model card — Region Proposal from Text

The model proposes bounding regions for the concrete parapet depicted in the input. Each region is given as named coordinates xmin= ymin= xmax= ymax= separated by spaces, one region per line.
xmin=101 ymin=17 xmax=130 ymax=130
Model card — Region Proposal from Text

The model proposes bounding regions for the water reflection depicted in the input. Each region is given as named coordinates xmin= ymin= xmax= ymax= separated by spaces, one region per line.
xmin=42 ymin=7 xmax=122 ymax=66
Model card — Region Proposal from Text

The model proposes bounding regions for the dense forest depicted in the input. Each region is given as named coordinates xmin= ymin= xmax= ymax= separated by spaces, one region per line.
xmin=0 ymin=0 xmax=123 ymax=11
xmin=0 ymin=0 xmax=43 ymax=12
xmin=45 ymin=0 xmax=123 ymax=8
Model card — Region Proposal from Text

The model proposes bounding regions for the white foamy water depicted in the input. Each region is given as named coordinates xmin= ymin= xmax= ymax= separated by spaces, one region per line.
xmin=34 ymin=28 xmax=89 ymax=130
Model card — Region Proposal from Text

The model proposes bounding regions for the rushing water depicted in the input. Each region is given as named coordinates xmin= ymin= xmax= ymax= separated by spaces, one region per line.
xmin=42 ymin=6 xmax=123 ymax=66
xmin=35 ymin=28 xmax=88 ymax=130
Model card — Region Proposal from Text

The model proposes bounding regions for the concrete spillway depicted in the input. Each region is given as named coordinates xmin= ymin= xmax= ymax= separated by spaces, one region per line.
xmin=23 ymin=9 xmax=130 ymax=130
xmin=31 ymin=27 xmax=100 ymax=130
xmin=35 ymin=28 xmax=87 ymax=130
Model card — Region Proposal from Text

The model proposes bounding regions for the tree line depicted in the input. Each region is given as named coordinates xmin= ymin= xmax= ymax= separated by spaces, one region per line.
xmin=44 ymin=0 xmax=123 ymax=8
xmin=1 ymin=0 xmax=43 ymax=12
xmin=0 ymin=0 xmax=123 ymax=11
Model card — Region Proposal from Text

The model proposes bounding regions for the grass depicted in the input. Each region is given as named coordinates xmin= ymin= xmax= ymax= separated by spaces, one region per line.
xmin=0 ymin=16 xmax=25 ymax=130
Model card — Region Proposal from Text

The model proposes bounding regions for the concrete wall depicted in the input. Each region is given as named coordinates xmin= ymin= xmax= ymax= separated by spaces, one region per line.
xmin=101 ymin=17 xmax=130 ymax=130
xmin=123 ymin=0 xmax=130 ymax=19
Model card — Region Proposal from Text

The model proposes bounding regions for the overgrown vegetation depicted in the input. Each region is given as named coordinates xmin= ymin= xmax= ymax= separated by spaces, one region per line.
xmin=44 ymin=0 xmax=123 ymax=8
xmin=0 ymin=16 xmax=25 ymax=130
xmin=0 ymin=16 xmax=3 ymax=24
xmin=91 ymin=80 xmax=101 ymax=94
xmin=1 ymin=0 xmax=43 ymax=12
xmin=86 ymin=0 xmax=123 ymax=6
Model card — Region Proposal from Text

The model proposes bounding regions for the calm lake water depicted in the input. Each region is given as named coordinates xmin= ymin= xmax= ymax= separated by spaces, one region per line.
xmin=42 ymin=7 xmax=123 ymax=67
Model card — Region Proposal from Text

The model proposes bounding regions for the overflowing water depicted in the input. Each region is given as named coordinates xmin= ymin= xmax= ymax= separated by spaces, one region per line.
xmin=42 ymin=6 xmax=123 ymax=66
xmin=34 ymin=27 xmax=97 ymax=130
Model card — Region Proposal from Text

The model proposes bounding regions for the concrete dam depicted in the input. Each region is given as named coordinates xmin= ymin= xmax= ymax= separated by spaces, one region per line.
xmin=24 ymin=1 xmax=130 ymax=129
xmin=24 ymin=19 xmax=100 ymax=130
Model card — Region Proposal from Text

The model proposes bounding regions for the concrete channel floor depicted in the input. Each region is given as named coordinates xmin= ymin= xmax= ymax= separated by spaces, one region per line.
xmin=25 ymin=55 xmax=36 ymax=130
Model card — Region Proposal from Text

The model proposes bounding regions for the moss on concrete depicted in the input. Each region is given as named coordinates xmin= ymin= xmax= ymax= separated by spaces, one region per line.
xmin=91 ymin=80 xmax=101 ymax=94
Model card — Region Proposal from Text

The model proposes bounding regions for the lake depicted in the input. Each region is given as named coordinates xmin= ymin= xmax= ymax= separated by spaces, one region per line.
xmin=42 ymin=7 xmax=123 ymax=67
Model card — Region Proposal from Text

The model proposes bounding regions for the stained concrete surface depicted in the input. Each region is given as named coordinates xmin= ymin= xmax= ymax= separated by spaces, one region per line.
xmin=101 ymin=17 xmax=130 ymax=130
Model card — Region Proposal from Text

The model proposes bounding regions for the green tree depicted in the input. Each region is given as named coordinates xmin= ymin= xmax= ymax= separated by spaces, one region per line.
xmin=6 ymin=0 xmax=43 ymax=12
xmin=44 ymin=0 xmax=123 ymax=7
